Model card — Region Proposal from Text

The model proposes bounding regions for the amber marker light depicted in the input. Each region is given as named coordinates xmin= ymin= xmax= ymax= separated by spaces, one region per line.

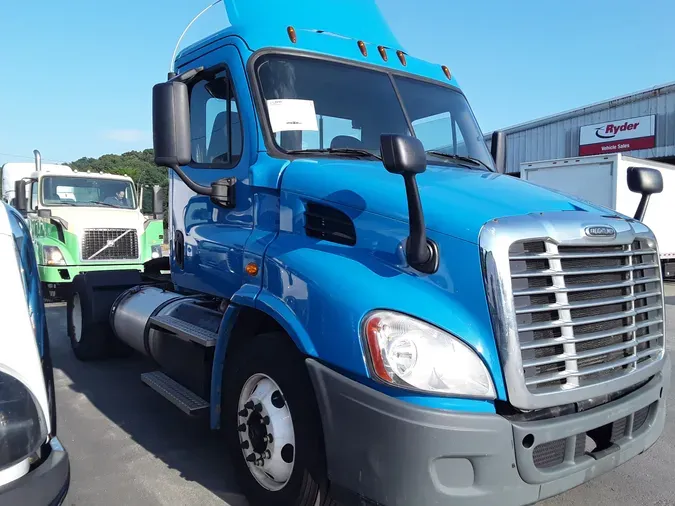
xmin=442 ymin=65 xmax=452 ymax=80
xmin=396 ymin=50 xmax=407 ymax=66
xmin=378 ymin=45 xmax=388 ymax=61
xmin=287 ymin=26 xmax=297 ymax=43
xmin=358 ymin=40 xmax=368 ymax=57
xmin=246 ymin=262 xmax=259 ymax=276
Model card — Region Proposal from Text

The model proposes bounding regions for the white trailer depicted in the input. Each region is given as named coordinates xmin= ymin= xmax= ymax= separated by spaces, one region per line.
xmin=520 ymin=153 xmax=675 ymax=278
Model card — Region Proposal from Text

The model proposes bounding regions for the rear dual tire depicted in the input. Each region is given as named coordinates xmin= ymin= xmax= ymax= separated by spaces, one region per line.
xmin=67 ymin=289 xmax=132 ymax=361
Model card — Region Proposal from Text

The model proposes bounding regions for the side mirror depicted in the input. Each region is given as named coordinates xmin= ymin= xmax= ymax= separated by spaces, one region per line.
xmin=152 ymin=80 xmax=192 ymax=168
xmin=38 ymin=209 xmax=52 ymax=219
xmin=627 ymin=166 xmax=663 ymax=221
xmin=152 ymin=185 xmax=164 ymax=219
xmin=380 ymin=134 xmax=438 ymax=274
xmin=380 ymin=134 xmax=427 ymax=175
xmin=14 ymin=180 xmax=27 ymax=213
xmin=491 ymin=130 xmax=506 ymax=174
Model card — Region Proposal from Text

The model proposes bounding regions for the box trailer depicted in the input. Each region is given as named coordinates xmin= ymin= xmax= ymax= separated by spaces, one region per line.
xmin=521 ymin=153 xmax=675 ymax=277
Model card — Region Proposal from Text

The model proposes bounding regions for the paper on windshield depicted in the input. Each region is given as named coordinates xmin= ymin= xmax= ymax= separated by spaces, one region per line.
xmin=266 ymin=99 xmax=319 ymax=132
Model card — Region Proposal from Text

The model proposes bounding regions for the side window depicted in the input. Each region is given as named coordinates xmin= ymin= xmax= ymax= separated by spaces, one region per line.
xmin=190 ymin=68 xmax=243 ymax=166
xmin=412 ymin=112 xmax=468 ymax=157
xmin=30 ymin=182 xmax=38 ymax=210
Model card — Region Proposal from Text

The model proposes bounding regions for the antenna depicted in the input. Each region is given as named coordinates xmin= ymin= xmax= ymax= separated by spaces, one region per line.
xmin=170 ymin=0 xmax=224 ymax=74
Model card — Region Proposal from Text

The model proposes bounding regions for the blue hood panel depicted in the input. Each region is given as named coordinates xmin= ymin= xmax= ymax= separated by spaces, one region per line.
xmin=281 ymin=159 xmax=611 ymax=244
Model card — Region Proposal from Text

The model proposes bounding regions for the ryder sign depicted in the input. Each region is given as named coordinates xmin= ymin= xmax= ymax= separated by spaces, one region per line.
xmin=579 ymin=115 xmax=656 ymax=156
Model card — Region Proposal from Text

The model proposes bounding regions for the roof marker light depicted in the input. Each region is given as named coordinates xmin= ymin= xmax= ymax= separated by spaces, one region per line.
xmin=378 ymin=46 xmax=388 ymax=61
xmin=442 ymin=65 xmax=452 ymax=80
xmin=396 ymin=50 xmax=407 ymax=66
xmin=358 ymin=40 xmax=368 ymax=57
xmin=287 ymin=26 xmax=297 ymax=44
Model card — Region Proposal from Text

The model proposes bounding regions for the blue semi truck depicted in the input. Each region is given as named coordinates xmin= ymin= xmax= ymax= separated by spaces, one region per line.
xmin=66 ymin=1 xmax=670 ymax=505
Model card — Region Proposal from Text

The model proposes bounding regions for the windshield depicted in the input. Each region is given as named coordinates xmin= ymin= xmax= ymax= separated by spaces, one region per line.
xmin=40 ymin=176 xmax=136 ymax=209
xmin=255 ymin=54 xmax=494 ymax=170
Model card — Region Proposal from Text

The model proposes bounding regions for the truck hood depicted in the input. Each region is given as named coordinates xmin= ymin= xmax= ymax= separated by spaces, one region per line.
xmin=46 ymin=207 xmax=145 ymax=235
xmin=281 ymin=159 xmax=614 ymax=243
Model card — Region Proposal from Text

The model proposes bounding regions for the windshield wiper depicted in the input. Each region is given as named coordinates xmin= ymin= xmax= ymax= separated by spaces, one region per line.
xmin=287 ymin=148 xmax=382 ymax=161
xmin=426 ymin=151 xmax=492 ymax=171
xmin=90 ymin=202 xmax=119 ymax=208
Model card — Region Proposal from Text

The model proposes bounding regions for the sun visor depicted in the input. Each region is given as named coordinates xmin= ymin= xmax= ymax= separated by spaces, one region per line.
xmin=224 ymin=0 xmax=401 ymax=49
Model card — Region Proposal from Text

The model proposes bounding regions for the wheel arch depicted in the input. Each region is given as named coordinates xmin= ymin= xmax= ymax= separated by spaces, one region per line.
xmin=209 ymin=289 xmax=317 ymax=430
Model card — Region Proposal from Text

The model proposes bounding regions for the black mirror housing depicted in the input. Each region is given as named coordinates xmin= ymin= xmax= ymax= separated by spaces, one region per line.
xmin=152 ymin=80 xmax=192 ymax=168
xmin=152 ymin=185 xmax=164 ymax=218
xmin=627 ymin=166 xmax=663 ymax=195
xmin=14 ymin=180 xmax=27 ymax=212
xmin=627 ymin=166 xmax=664 ymax=222
xmin=491 ymin=130 xmax=507 ymax=174
xmin=380 ymin=134 xmax=427 ymax=175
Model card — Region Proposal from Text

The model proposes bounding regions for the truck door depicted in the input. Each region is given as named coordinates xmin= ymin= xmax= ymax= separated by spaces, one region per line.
xmin=170 ymin=44 xmax=254 ymax=299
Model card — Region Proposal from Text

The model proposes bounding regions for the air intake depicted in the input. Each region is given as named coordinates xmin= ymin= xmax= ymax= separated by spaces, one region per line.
xmin=304 ymin=202 xmax=356 ymax=246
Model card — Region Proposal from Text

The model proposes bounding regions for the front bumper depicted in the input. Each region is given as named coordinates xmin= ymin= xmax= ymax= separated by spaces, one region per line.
xmin=307 ymin=354 xmax=670 ymax=506
xmin=0 ymin=437 xmax=70 ymax=505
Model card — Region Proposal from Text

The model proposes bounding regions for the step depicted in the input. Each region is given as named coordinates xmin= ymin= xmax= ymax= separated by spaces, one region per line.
xmin=148 ymin=315 xmax=218 ymax=347
xmin=141 ymin=371 xmax=209 ymax=415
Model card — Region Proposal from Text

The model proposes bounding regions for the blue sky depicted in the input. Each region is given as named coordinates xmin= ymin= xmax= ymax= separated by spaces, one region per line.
xmin=1 ymin=0 xmax=673 ymax=166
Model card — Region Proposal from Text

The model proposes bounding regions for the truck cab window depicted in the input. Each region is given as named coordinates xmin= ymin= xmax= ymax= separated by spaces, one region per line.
xmin=190 ymin=70 xmax=242 ymax=166
xmin=395 ymin=76 xmax=493 ymax=168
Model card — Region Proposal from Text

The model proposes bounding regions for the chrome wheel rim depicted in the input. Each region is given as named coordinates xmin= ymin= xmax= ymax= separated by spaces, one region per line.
xmin=72 ymin=294 xmax=83 ymax=343
xmin=237 ymin=373 xmax=295 ymax=491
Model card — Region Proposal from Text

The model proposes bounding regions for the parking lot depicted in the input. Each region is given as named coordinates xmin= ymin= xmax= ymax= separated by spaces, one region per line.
xmin=52 ymin=285 xmax=675 ymax=506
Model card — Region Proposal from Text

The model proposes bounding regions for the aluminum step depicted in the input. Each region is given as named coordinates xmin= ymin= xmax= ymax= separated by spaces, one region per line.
xmin=141 ymin=371 xmax=209 ymax=415
xmin=148 ymin=315 xmax=218 ymax=347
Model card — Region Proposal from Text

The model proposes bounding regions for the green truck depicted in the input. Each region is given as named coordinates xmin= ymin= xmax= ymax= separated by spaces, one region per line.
xmin=7 ymin=150 xmax=164 ymax=299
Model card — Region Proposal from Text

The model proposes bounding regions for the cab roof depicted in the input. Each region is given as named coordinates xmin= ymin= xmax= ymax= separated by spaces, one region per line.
xmin=176 ymin=0 xmax=460 ymax=89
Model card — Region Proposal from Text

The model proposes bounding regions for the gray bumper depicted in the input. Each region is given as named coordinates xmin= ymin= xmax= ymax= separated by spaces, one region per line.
xmin=307 ymin=354 xmax=670 ymax=506
xmin=0 ymin=437 xmax=70 ymax=505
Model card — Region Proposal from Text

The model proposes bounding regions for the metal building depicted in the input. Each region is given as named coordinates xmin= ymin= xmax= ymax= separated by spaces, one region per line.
xmin=485 ymin=81 xmax=675 ymax=175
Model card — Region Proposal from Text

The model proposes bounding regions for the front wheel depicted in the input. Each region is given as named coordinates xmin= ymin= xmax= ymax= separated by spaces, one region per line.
xmin=223 ymin=333 xmax=337 ymax=506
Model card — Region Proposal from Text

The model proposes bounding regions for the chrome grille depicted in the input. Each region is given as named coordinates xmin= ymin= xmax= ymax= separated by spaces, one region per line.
xmin=81 ymin=228 xmax=139 ymax=261
xmin=510 ymin=239 xmax=664 ymax=395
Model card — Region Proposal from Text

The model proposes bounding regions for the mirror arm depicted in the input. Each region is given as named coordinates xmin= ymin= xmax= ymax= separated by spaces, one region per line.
xmin=170 ymin=165 xmax=212 ymax=196
xmin=403 ymin=173 xmax=430 ymax=266
xmin=634 ymin=195 xmax=650 ymax=221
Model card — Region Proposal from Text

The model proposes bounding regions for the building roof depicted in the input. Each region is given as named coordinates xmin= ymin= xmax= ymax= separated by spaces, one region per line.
xmin=488 ymin=81 xmax=675 ymax=136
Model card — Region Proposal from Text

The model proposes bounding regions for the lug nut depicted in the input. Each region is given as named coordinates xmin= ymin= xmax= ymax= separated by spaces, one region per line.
xmin=246 ymin=453 xmax=257 ymax=463
xmin=263 ymin=416 xmax=270 ymax=425
xmin=240 ymin=441 xmax=250 ymax=450
xmin=253 ymin=403 xmax=263 ymax=412
xmin=244 ymin=401 xmax=255 ymax=410
xmin=265 ymin=434 xmax=274 ymax=443
xmin=238 ymin=423 xmax=247 ymax=432
xmin=238 ymin=409 xmax=248 ymax=417
xmin=264 ymin=450 xmax=271 ymax=459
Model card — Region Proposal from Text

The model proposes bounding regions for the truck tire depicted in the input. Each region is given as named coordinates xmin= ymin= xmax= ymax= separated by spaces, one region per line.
xmin=67 ymin=291 xmax=115 ymax=361
xmin=223 ymin=332 xmax=337 ymax=506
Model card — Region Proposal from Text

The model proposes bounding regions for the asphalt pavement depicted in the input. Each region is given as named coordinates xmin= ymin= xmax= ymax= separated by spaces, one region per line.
xmin=51 ymin=285 xmax=675 ymax=506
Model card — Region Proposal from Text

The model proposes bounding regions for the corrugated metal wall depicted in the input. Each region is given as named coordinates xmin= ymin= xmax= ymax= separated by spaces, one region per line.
xmin=486 ymin=83 xmax=675 ymax=174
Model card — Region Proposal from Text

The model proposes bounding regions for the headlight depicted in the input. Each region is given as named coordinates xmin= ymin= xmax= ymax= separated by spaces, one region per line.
xmin=0 ymin=370 xmax=48 ymax=470
xmin=43 ymin=246 xmax=65 ymax=266
xmin=362 ymin=311 xmax=496 ymax=399
xmin=151 ymin=244 xmax=163 ymax=259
